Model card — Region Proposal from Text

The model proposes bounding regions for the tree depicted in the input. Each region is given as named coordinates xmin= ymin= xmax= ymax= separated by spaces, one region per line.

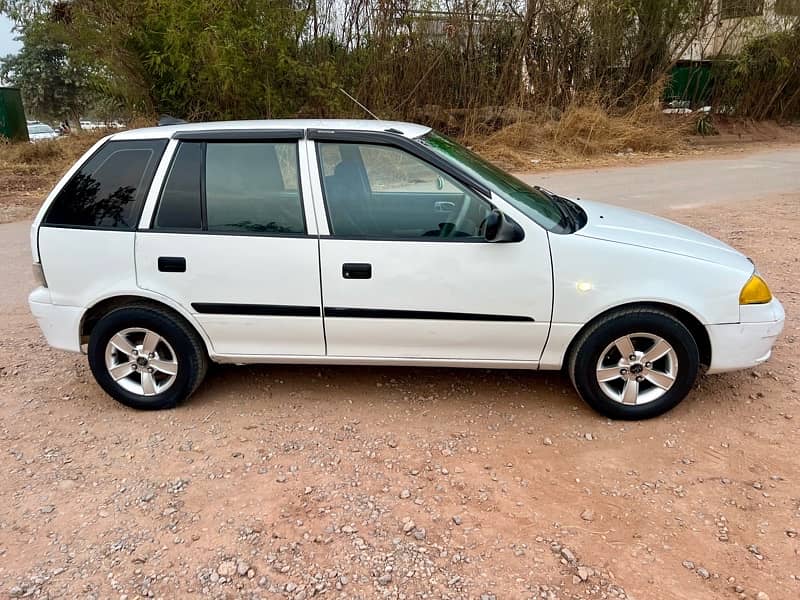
xmin=60 ymin=0 xmax=341 ymax=120
xmin=0 ymin=20 xmax=95 ymax=124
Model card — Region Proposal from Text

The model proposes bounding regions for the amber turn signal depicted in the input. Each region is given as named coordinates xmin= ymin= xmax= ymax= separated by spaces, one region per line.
xmin=739 ymin=274 xmax=772 ymax=305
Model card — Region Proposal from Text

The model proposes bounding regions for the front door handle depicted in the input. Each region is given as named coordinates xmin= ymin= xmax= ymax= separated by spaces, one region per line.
xmin=342 ymin=263 xmax=371 ymax=279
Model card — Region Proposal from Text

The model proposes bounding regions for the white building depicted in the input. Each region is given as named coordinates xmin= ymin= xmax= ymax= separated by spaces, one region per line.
xmin=682 ymin=0 xmax=800 ymax=59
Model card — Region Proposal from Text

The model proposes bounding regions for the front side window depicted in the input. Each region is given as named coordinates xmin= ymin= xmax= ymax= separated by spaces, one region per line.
xmin=419 ymin=131 xmax=570 ymax=232
xmin=318 ymin=142 xmax=493 ymax=239
xmin=153 ymin=140 xmax=305 ymax=234
xmin=45 ymin=139 xmax=167 ymax=228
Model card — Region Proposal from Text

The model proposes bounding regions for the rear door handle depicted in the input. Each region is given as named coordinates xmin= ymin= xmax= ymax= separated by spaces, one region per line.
xmin=342 ymin=263 xmax=371 ymax=279
xmin=158 ymin=256 xmax=186 ymax=272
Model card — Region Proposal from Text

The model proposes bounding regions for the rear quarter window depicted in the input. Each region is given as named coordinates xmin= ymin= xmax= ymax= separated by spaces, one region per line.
xmin=44 ymin=139 xmax=167 ymax=229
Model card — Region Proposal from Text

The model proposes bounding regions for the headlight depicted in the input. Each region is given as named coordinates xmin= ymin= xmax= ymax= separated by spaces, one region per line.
xmin=739 ymin=273 xmax=772 ymax=305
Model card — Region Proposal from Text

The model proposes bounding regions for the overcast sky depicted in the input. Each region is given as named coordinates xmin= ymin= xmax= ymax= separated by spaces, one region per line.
xmin=0 ymin=14 xmax=22 ymax=57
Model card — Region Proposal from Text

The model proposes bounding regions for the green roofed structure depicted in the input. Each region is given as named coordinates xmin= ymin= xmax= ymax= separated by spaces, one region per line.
xmin=0 ymin=87 xmax=29 ymax=142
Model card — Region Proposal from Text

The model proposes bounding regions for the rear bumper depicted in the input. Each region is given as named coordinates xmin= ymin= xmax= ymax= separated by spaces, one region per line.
xmin=706 ymin=299 xmax=785 ymax=374
xmin=28 ymin=287 xmax=83 ymax=353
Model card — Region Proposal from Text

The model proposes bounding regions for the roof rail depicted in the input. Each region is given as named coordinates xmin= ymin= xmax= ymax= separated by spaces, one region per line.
xmin=158 ymin=114 xmax=187 ymax=126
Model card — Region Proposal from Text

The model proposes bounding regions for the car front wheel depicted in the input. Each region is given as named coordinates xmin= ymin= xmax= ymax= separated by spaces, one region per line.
xmin=568 ymin=308 xmax=700 ymax=420
xmin=87 ymin=304 xmax=208 ymax=410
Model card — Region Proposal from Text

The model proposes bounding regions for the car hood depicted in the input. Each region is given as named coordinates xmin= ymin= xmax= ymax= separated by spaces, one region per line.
xmin=572 ymin=199 xmax=753 ymax=272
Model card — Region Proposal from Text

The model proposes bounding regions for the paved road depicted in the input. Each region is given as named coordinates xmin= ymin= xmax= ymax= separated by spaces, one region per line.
xmin=517 ymin=145 xmax=800 ymax=211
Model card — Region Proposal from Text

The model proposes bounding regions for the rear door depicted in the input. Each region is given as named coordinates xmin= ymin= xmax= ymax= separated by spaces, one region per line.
xmin=136 ymin=131 xmax=325 ymax=357
xmin=309 ymin=132 xmax=553 ymax=363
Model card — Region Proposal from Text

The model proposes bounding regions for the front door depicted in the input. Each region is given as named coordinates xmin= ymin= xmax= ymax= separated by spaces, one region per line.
xmin=136 ymin=135 xmax=325 ymax=357
xmin=311 ymin=137 xmax=552 ymax=363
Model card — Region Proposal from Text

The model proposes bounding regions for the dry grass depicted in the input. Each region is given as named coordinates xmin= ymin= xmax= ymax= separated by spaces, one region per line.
xmin=1 ymin=133 xmax=104 ymax=183
xmin=470 ymin=101 xmax=690 ymax=170
xmin=0 ymin=132 xmax=105 ymax=223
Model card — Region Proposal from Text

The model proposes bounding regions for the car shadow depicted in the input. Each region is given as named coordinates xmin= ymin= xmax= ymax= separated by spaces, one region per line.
xmin=189 ymin=362 xmax=581 ymax=414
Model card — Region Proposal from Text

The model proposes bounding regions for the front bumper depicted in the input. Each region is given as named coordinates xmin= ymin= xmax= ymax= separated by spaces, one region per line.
xmin=706 ymin=299 xmax=785 ymax=374
xmin=28 ymin=287 xmax=83 ymax=353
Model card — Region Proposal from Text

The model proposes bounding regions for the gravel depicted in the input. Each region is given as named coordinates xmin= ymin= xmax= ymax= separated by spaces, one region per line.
xmin=1 ymin=193 xmax=797 ymax=599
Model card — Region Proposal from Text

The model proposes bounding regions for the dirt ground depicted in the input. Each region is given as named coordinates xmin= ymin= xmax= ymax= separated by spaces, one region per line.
xmin=0 ymin=189 xmax=798 ymax=598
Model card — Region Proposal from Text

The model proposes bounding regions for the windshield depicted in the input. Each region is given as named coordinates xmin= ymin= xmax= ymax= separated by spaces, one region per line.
xmin=419 ymin=131 xmax=568 ymax=232
xmin=28 ymin=125 xmax=53 ymax=134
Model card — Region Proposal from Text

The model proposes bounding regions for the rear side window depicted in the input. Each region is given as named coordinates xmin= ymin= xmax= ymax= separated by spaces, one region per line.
xmin=153 ymin=141 xmax=305 ymax=235
xmin=45 ymin=140 xmax=167 ymax=229
xmin=205 ymin=142 xmax=304 ymax=234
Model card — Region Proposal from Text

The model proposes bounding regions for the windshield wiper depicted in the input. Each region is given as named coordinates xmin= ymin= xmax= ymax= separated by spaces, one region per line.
xmin=534 ymin=186 xmax=575 ymax=231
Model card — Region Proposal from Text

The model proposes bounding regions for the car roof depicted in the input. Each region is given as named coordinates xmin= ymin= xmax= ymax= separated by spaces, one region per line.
xmin=111 ymin=119 xmax=432 ymax=141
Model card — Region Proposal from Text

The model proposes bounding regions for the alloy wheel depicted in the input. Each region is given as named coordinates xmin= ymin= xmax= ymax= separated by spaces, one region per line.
xmin=595 ymin=332 xmax=678 ymax=405
xmin=104 ymin=327 xmax=178 ymax=396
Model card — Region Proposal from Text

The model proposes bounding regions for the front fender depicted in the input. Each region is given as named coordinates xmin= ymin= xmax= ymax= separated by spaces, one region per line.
xmin=548 ymin=234 xmax=750 ymax=326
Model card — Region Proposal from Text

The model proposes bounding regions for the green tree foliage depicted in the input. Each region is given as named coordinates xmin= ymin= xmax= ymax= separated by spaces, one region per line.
xmin=714 ymin=28 xmax=800 ymax=119
xmin=65 ymin=0 xmax=342 ymax=119
xmin=2 ymin=1 xmax=798 ymax=127
xmin=0 ymin=18 xmax=95 ymax=123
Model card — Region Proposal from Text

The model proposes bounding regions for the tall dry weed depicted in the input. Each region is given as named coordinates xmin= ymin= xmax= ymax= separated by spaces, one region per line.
xmin=1 ymin=132 xmax=105 ymax=188
xmin=472 ymin=94 xmax=688 ymax=169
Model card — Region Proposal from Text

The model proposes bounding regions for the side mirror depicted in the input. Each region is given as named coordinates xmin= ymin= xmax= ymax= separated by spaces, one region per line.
xmin=484 ymin=209 xmax=525 ymax=243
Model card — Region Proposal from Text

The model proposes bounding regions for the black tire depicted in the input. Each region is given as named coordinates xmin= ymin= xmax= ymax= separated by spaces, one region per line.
xmin=568 ymin=308 xmax=700 ymax=420
xmin=87 ymin=304 xmax=208 ymax=410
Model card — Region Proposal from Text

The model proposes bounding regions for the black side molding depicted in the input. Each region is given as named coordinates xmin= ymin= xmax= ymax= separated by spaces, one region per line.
xmin=158 ymin=256 xmax=186 ymax=272
xmin=189 ymin=303 xmax=533 ymax=322
xmin=324 ymin=307 xmax=533 ymax=322
xmin=192 ymin=303 xmax=321 ymax=317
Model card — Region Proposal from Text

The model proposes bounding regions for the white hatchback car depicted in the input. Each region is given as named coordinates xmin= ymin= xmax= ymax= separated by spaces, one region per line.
xmin=28 ymin=120 xmax=784 ymax=419
xmin=27 ymin=121 xmax=59 ymax=142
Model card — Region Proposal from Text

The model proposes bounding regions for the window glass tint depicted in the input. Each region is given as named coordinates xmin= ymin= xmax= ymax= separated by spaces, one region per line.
xmin=154 ymin=142 xmax=202 ymax=229
xmin=359 ymin=145 xmax=461 ymax=193
xmin=318 ymin=142 xmax=492 ymax=239
xmin=45 ymin=140 xmax=167 ymax=228
xmin=205 ymin=142 xmax=304 ymax=234
xmin=420 ymin=131 xmax=566 ymax=232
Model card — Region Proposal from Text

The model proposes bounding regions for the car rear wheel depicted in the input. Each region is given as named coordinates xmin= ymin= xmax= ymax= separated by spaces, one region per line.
xmin=568 ymin=308 xmax=700 ymax=420
xmin=88 ymin=304 xmax=207 ymax=410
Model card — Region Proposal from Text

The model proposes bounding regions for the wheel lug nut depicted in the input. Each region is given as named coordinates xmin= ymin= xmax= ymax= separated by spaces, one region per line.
xmin=645 ymin=362 xmax=652 ymax=368
xmin=636 ymin=375 xmax=644 ymax=382
xmin=147 ymin=367 xmax=154 ymax=373
xmin=131 ymin=365 xmax=137 ymax=371
xmin=620 ymin=368 xmax=628 ymax=375
xmin=132 ymin=349 xmax=138 ymax=356
xmin=148 ymin=353 xmax=154 ymax=359
xmin=629 ymin=354 xmax=636 ymax=361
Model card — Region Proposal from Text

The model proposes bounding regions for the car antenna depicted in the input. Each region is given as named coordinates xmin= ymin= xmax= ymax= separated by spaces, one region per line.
xmin=339 ymin=88 xmax=380 ymax=120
